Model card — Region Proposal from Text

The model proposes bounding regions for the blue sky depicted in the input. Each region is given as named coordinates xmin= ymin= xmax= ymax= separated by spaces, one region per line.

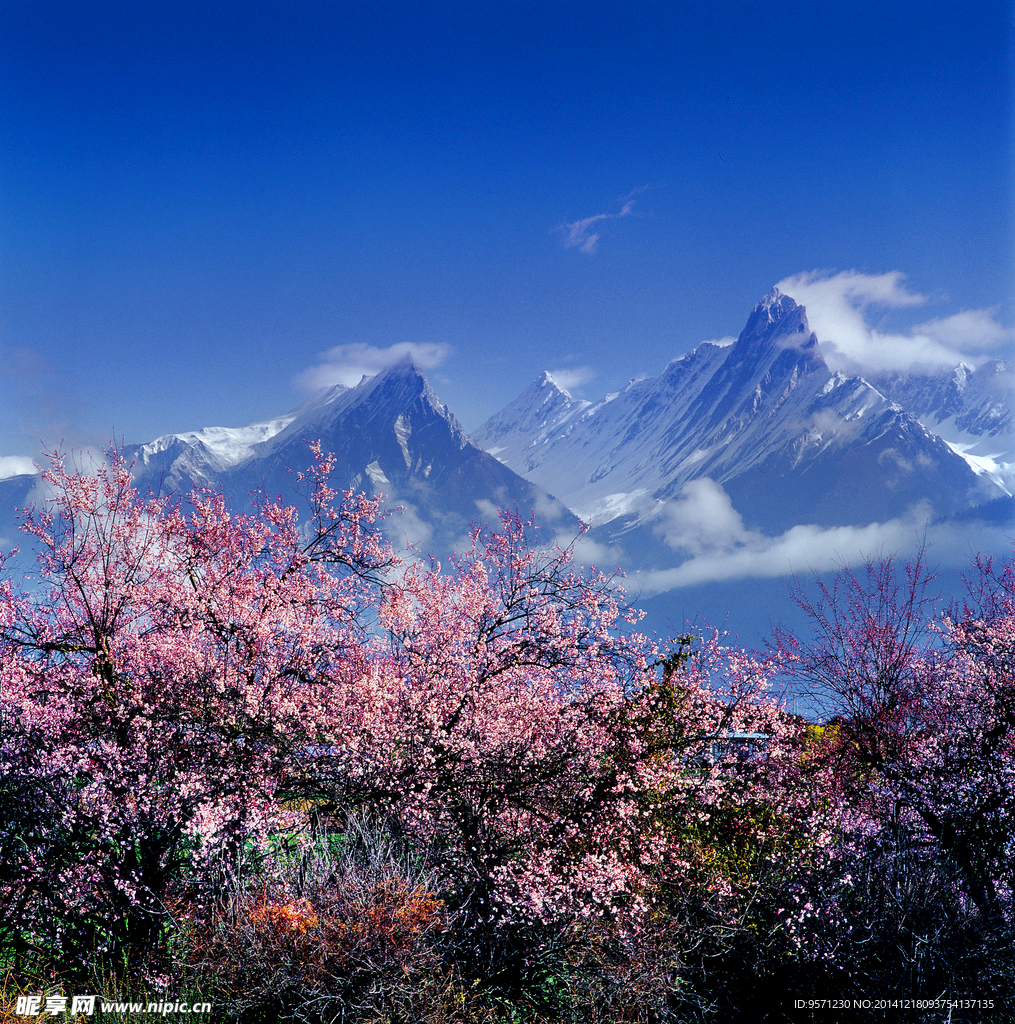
xmin=1 ymin=0 xmax=1012 ymax=457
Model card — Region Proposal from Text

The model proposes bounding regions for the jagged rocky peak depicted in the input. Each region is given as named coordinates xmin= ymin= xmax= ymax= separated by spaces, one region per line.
xmin=737 ymin=287 xmax=813 ymax=345
xmin=757 ymin=285 xmax=794 ymax=314
xmin=508 ymin=370 xmax=578 ymax=408
xmin=360 ymin=352 xmax=427 ymax=394
xmin=267 ymin=362 xmax=431 ymax=443
xmin=524 ymin=372 xmax=583 ymax=418
xmin=344 ymin=354 xmax=456 ymax=421
xmin=716 ymin=287 xmax=825 ymax=390
xmin=478 ymin=370 xmax=580 ymax=430
xmin=953 ymin=362 xmax=973 ymax=389
xmin=469 ymin=369 xmax=593 ymax=468
xmin=539 ymin=370 xmax=573 ymax=398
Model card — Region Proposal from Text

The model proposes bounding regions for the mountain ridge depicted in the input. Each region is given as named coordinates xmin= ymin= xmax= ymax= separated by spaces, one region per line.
xmin=0 ymin=290 xmax=1007 ymax=590
xmin=123 ymin=357 xmax=577 ymax=556
xmin=474 ymin=289 xmax=1002 ymax=534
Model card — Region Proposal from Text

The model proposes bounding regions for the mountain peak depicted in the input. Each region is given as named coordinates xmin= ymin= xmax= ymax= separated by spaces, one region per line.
xmin=736 ymin=287 xmax=814 ymax=350
xmin=750 ymin=286 xmax=803 ymax=326
xmin=470 ymin=370 xmax=590 ymax=466
xmin=727 ymin=287 xmax=820 ymax=371
xmin=539 ymin=370 xmax=574 ymax=399
xmin=358 ymin=353 xmax=436 ymax=402
xmin=368 ymin=352 xmax=424 ymax=383
xmin=478 ymin=286 xmax=998 ymax=535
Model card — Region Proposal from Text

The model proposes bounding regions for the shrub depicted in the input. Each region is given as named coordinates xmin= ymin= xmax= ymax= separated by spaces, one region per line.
xmin=182 ymin=812 xmax=452 ymax=1021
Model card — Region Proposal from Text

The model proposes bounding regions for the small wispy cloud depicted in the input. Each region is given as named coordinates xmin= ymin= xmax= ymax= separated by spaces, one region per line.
xmin=295 ymin=341 xmax=451 ymax=392
xmin=777 ymin=269 xmax=1014 ymax=374
xmin=558 ymin=187 xmax=648 ymax=255
xmin=547 ymin=365 xmax=596 ymax=391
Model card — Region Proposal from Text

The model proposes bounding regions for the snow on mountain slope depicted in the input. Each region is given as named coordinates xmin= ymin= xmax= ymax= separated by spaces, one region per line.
xmin=473 ymin=342 xmax=732 ymax=521
xmin=124 ymin=358 xmax=575 ymax=555
xmin=130 ymin=381 xmax=384 ymax=492
xmin=476 ymin=289 xmax=1001 ymax=534
xmin=132 ymin=412 xmax=306 ymax=491
xmin=867 ymin=361 xmax=1014 ymax=495
xmin=471 ymin=371 xmax=592 ymax=466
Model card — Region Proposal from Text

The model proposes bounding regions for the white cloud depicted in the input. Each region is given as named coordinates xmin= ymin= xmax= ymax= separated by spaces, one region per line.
xmin=564 ymin=218 xmax=606 ymax=254
xmin=632 ymin=478 xmax=1014 ymax=595
xmin=776 ymin=269 xmax=1013 ymax=374
xmin=632 ymin=478 xmax=962 ymax=594
xmin=653 ymin=478 xmax=753 ymax=555
xmin=547 ymin=365 xmax=596 ymax=391
xmin=636 ymin=516 xmax=922 ymax=593
xmin=473 ymin=493 xmax=570 ymax=534
xmin=644 ymin=479 xmax=919 ymax=589
xmin=382 ymin=500 xmax=434 ymax=555
xmin=912 ymin=308 xmax=1013 ymax=351
xmin=473 ymin=498 xmax=501 ymax=525
xmin=0 ymin=456 xmax=39 ymax=481
xmin=570 ymin=532 xmax=622 ymax=568
xmin=559 ymin=189 xmax=644 ymax=255
xmin=530 ymin=489 xmax=571 ymax=526
xmin=701 ymin=336 xmax=737 ymax=348
xmin=809 ymin=407 xmax=866 ymax=445
xmin=295 ymin=341 xmax=451 ymax=392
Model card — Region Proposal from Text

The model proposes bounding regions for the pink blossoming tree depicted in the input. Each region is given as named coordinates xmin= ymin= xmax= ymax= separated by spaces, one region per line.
xmin=0 ymin=441 xmax=862 ymax=1011
xmin=776 ymin=547 xmax=1015 ymax=992
xmin=0 ymin=444 xmax=395 ymax=976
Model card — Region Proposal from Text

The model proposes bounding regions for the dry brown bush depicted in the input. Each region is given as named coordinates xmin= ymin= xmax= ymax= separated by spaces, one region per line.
xmin=180 ymin=814 xmax=463 ymax=1021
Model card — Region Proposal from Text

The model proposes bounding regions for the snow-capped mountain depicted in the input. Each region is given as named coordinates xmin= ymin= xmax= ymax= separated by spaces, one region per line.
xmin=130 ymin=411 xmax=301 ymax=491
xmin=474 ymin=289 xmax=1002 ymax=535
xmin=125 ymin=356 xmax=575 ymax=553
xmin=477 ymin=371 xmax=593 ymax=468
xmin=867 ymin=361 xmax=1013 ymax=494
xmin=0 ymin=289 xmax=1007 ymax=648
